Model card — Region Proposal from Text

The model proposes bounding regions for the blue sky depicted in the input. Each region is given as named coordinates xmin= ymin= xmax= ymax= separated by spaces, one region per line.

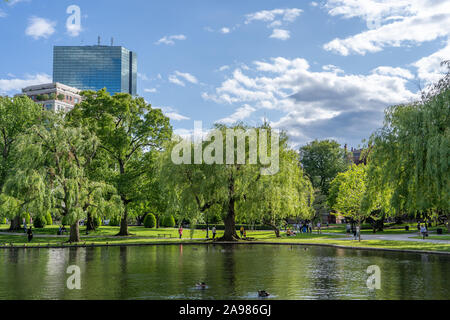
xmin=0 ymin=0 xmax=449 ymax=148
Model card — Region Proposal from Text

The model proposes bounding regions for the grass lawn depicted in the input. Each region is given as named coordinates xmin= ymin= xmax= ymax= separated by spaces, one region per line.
xmin=0 ymin=225 xmax=449 ymax=253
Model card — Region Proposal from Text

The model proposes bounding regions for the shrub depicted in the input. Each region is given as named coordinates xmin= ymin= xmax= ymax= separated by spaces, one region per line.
xmin=144 ymin=213 xmax=156 ymax=228
xmin=24 ymin=213 xmax=31 ymax=225
xmin=1 ymin=217 xmax=6 ymax=224
xmin=45 ymin=213 xmax=53 ymax=226
xmin=161 ymin=215 xmax=176 ymax=227
xmin=33 ymin=215 xmax=47 ymax=228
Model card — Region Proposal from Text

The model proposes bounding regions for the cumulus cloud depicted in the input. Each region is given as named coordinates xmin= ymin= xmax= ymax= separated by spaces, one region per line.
xmin=220 ymin=27 xmax=231 ymax=34
xmin=323 ymin=0 xmax=450 ymax=55
xmin=245 ymin=8 xmax=303 ymax=24
xmin=203 ymin=57 xmax=419 ymax=146
xmin=413 ymin=40 xmax=450 ymax=84
xmin=216 ymin=104 xmax=256 ymax=124
xmin=155 ymin=34 xmax=186 ymax=45
xmin=270 ymin=29 xmax=290 ymax=40
xmin=144 ymin=88 xmax=157 ymax=93
xmin=25 ymin=16 xmax=56 ymax=39
xmin=0 ymin=73 xmax=52 ymax=94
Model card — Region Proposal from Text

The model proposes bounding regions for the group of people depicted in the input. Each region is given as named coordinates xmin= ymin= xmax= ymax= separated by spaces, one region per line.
xmin=291 ymin=221 xmax=324 ymax=235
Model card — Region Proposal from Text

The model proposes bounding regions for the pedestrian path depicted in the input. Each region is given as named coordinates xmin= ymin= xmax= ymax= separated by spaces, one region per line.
xmin=322 ymin=231 xmax=450 ymax=244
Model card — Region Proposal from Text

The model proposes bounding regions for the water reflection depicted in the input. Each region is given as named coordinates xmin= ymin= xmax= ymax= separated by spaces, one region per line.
xmin=0 ymin=245 xmax=449 ymax=300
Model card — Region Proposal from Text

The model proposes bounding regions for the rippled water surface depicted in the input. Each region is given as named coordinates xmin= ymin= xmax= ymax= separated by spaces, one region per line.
xmin=0 ymin=244 xmax=449 ymax=300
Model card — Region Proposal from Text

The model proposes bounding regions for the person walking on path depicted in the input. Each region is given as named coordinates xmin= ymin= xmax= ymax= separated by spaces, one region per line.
xmin=27 ymin=226 xmax=33 ymax=242
xmin=420 ymin=224 xmax=428 ymax=240
xmin=346 ymin=223 xmax=351 ymax=236
xmin=240 ymin=226 xmax=245 ymax=238
xmin=212 ymin=226 xmax=217 ymax=240
xmin=178 ymin=226 xmax=183 ymax=239
xmin=308 ymin=222 xmax=313 ymax=233
xmin=317 ymin=221 xmax=322 ymax=234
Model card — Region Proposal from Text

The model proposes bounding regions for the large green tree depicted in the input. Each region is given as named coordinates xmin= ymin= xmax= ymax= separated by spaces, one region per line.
xmin=161 ymin=123 xmax=313 ymax=240
xmin=4 ymin=115 xmax=122 ymax=242
xmin=368 ymin=87 xmax=449 ymax=230
xmin=68 ymin=89 xmax=172 ymax=236
xmin=0 ymin=95 xmax=43 ymax=230
xmin=299 ymin=139 xmax=349 ymax=195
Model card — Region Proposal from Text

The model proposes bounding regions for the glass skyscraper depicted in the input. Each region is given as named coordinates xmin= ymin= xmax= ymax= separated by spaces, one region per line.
xmin=53 ymin=46 xmax=137 ymax=95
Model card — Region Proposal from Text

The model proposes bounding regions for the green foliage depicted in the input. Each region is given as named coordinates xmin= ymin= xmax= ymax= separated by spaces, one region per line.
xmin=368 ymin=87 xmax=450 ymax=224
xmin=161 ymin=215 xmax=176 ymax=227
xmin=33 ymin=215 xmax=47 ymax=228
xmin=45 ymin=212 xmax=53 ymax=226
xmin=109 ymin=216 xmax=121 ymax=226
xmin=67 ymin=89 xmax=172 ymax=235
xmin=160 ymin=123 xmax=314 ymax=239
xmin=94 ymin=216 xmax=102 ymax=228
xmin=144 ymin=213 xmax=156 ymax=228
xmin=299 ymin=139 xmax=349 ymax=195
xmin=1 ymin=217 xmax=6 ymax=224
xmin=57 ymin=94 xmax=65 ymax=101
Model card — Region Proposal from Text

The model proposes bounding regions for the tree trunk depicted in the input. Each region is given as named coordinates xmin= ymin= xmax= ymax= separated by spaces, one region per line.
xmin=9 ymin=215 xmax=21 ymax=231
xmin=117 ymin=206 xmax=130 ymax=236
xmin=69 ymin=221 xmax=80 ymax=243
xmin=219 ymin=198 xmax=239 ymax=241
xmin=358 ymin=220 xmax=361 ymax=242
xmin=86 ymin=212 xmax=95 ymax=231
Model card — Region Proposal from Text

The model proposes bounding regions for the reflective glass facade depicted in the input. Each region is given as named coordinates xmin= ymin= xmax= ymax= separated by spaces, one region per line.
xmin=53 ymin=46 xmax=137 ymax=95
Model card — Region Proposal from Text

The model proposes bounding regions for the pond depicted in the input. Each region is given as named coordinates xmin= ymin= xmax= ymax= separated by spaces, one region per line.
xmin=0 ymin=244 xmax=449 ymax=300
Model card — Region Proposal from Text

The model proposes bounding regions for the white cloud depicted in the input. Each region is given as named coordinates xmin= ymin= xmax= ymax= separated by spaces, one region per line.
xmin=217 ymin=104 xmax=256 ymax=124
xmin=0 ymin=9 xmax=6 ymax=18
xmin=66 ymin=23 xmax=81 ymax=37
xmin=144 ymin=88 xmax=157 ymax=93
xmin=7 ymin=0 xmax=30 ymax=6
xmin=310 ymin=2 xmax=319 ymax=7
xmin=245 ymin=8 xmax=303 ymax=24
xmin=159 ymin=107 xmax=190 ymax=121
xmin=0 ymin=73 xmax=52 ymax=94
xmin=155 ymin=34 xmax=186 ymax=45
xmin=174 ymin=71 xmax=198 ymax=84
xmin=168 ymin=75 xmax=185 ymax=87
xmin=371 ymin=66 xmax=414 ymax=79
xmin=203 ymin=57 xmax=418 ymax=146
xmin=25 ymin=16 xmax=56 ymax=39
xmin=169 ymin=71 xmax=198 ymax=86
xmin=323 ymin=0 xmax=450 ymax=55
xmin=270 ymin=29 xmax=290 ymax=40
xmin=220 ymin=27 xmax=231 ymax=34
xmin=413 ymin=40 xmax=450 ymax=84
xmin=166 ymin=112 xmax=190 ymax=121
xmin=218 ymin=65 xmax=230 ymax=72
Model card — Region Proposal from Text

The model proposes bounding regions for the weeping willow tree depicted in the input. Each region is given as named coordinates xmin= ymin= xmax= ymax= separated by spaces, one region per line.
xmin=368 ymin=78 xmax=450 ymax=230
xmin=160 ymin=123 xmax=310 ymax=241
xmin=4 ymin=115 xmax=122 ymax=242
xmin=238 ymin=148 xmax=314 ymax=237
xmin=0 ymin=95 xmax=43 ymax=230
